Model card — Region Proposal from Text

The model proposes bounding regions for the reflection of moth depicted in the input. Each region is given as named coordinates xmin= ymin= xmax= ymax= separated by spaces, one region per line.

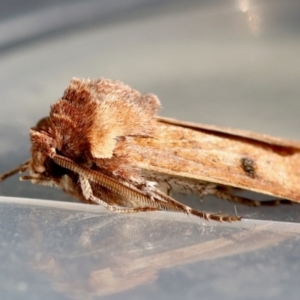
xmin=1 ymin=78 xmax=300 ymax=221
xmin=5 ymin=206 xmax=297 ymax=299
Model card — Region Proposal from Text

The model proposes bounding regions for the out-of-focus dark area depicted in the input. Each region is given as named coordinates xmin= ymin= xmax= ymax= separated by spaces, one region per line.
xmin=1 ymin=0 xmax=300 ymax=299
xmin=0 ymin=0 xmax=173 ymax=53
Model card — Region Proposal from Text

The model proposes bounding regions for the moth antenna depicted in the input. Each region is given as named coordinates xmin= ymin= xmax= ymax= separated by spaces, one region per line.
xmin=53 ymin=153 xmax=184 ymax=210
xmin=0 ymin=159 xmax=30 ymax=182
xmin=51 ymin=153 xmax=157 ymax=202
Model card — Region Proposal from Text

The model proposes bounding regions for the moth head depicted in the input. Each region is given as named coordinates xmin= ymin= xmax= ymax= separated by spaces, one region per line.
xmin=27 ymin=78 xmax=162 ymax=181
xmin=29 ymin=117 xmax=67 ymax=181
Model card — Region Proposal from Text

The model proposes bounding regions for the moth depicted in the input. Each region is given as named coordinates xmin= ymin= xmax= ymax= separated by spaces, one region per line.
xmin=1 ymin=78 xmax=300 ymax=221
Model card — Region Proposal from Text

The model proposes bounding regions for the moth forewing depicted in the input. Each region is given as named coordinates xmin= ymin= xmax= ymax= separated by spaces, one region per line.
xmin=156 ymin=116 xmax=300 ymax=149
xmin=119 ymin=117 xmax=300 ymax=203
xmin=0 ymin=77 xmax=299 ymax=222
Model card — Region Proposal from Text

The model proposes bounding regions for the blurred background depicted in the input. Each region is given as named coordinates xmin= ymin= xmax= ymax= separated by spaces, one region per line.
xmin=0 ymin=1 xmax=300 ymax=299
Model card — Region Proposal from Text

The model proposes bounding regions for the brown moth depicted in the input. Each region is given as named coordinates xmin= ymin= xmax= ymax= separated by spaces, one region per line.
xmin=1 ymin=78 xmax=300 ymax=221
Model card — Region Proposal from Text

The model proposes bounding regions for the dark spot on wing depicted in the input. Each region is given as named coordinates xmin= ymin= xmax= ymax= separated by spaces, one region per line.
xmin=240 ymin=157 xmax=256 ymax=178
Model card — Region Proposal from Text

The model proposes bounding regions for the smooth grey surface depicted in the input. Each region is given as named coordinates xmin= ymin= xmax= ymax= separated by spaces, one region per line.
xmin=0 ymin=196 xmax=300 ymax=300
xmin=0 ymin=0 xmax=300 ymax=299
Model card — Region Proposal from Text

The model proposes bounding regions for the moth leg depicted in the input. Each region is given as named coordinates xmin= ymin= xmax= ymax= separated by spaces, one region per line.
xmin=53 ymin=155 xmax=242 ymax=221
xmin=79 ymin=175 xmax=93 ymax=201
xmin=79 ymin=175 xmax=158 ymax=214
xmin=212 ymin=186 xmax=292 ymax=207
xmin=79 ymin=175 xmax=240 ymax=220
xmin=189 ymin=208 xmax=241 ymax=222
xmin=156 ymin=180 xmax=172 ymax=196
xmin=0 ymin=159 xmax=30 ymax=182
xmin=213 ymin=189 xmax=262 ymax=206
xmin=152 ymin=189 xmax=241 ymax=222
